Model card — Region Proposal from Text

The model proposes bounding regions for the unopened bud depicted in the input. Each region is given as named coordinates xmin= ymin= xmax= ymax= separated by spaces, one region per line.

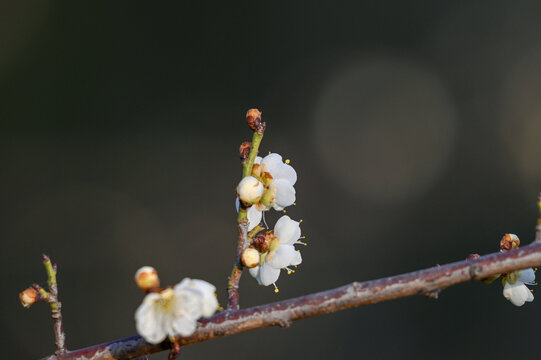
xmin=239 ymin=141 xmax=251 ymax=162
xmin=241 ymin=246 xmax=260 ymax=268
xmin=252 ymin=231 xmax=273 ymax=253
xmin=19 ymin=287 xmax=39 ymax=308
xmin=237 ymin=176 xmax=264 ymax=204
xmin=500 ymin=233 xmax=520 ymax=252
xmin=251 ymin=163 xmax=262 ymax=178
xmin=135 ymin=266 xmax=160 ymax=292
xmin=246 ymin=109 xmax=265 ymax=135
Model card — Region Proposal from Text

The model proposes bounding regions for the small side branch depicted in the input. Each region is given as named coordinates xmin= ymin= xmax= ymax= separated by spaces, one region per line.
xmin=44 ymin=241 xmax=541 ymax=360
xmin=42 ymin=255 xmax=67 ymax=355
xmin=227 ymin=109 xmax=266 ymax=309
xmin=21 ymin=255 xmax=67 ymax=356
xmin=227 ymin=221 xmax=248 ymax=310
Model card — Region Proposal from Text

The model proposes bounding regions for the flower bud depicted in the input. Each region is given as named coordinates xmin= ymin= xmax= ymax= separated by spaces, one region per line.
xmin=241 ymin=246 xmax=260 ymax=268
xmin=252 ymin=231 xmax=273 ymax=253
xmin=239 ymin=141 xmax=251 ymax=162
xmin=251 ymin=163 xmax=262 ymax=178
xmin=237 ymin=176 xmax=264 ymax=205
xmin=135 ymin=266 xmax=160 ymax=292
xmin=500 ymin=233 xmax=520 ymax=252
xmin=246 ymin=108 xmax=265 ymax=135
xmin=19 ymin=287 xmax=39 ymax=308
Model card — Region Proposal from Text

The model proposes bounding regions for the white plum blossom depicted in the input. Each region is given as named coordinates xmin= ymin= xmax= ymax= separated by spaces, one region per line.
xmin=249 ymin=215 xmax=303 ymax=291
xmin=135 ymin=278 xmax=218 ymax=344
xmin=243 ymin=153 xmax=297 ymax=231
xmin=502 ymin=268 xmax=536 ymax=307
xmin=237 ymin=176 xmax=264 ymax=204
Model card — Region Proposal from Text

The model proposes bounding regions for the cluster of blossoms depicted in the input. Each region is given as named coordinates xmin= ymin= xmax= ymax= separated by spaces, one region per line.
xmin=237 ymin=150 xmax=305 ymax=292
xmin=134 ymin=266 xmax=218 ymax=344
xmin=498 ymin=234 xmax=536 ymax=307
xmin=237 ymin=153 xmax=297 ymax=231
xmin=244 ymin=215 xmax=304 ymax=289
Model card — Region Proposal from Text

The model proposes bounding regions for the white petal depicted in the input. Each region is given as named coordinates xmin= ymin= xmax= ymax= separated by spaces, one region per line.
xmin=518 ymin=269 xmax=536 ymax=284
xmin=172 ymin=291 xmax=203 ymax=322
xmin=249 ymin=266 xmax=261 ymax=283
xmin=181 ymin=279 xmax=216 ymax=297
xmin=171 ymin=315 xmax=197 ymax=337
xmin=290 ymin=249 xmax=302 ymax=266
xmin=235 ymin=197 xmax=240 ymax=212
xmin=254 ymin=156 xmax=263 ymax=164
xmin=246 ymin=205 xmax=263 ymax=231
xmin=503 ymin=282 xmax=534 ymax=306
xmin=261 ymin=153 xmax=283 ymax=173
xmin=174 ymin=278 xmax=191 ymax=291
xmin=273 ymin=163 xmax=297 ymax=185
xmin=268 ymin=245 xmax=296 ymax=269
xmin=273 ymin=179 xmax=296 ymax=210
xmin=199 ymin=291 xmax=218 ymax=318
xmin=274 ymin=215 xmax=300 ymax=245
xmin=135 ymin=299 xmax=167 ymax=344
xmin=259 ymin=262 xmax=281 ymax=286
xmin=177 ymin=279 xmax=218 ymax=318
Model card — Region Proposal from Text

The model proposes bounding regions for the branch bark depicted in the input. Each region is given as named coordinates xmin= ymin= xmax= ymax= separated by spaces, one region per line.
xmin=41 ymin=240 xmax=541 ymax=360
xmin=42 ymin=254 xmax=67 ymax=355
xmin=227 ymin=221 xmax=248 ymax=310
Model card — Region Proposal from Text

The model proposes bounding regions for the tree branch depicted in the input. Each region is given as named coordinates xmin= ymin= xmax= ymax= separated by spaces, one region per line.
xmin=42 ymin=254 xmax=67 ymax=355
xmin=41 ymin=240 xmax=541 ymax=360
xmin=227 ymin=109 xmax=265 ymax=309
xmin=227 ymin=221 xmax=248 ymax=310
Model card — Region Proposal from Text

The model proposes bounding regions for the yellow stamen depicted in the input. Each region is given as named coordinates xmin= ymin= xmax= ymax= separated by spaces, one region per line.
xmin=285 ymin=159 xmax=291 ymax=164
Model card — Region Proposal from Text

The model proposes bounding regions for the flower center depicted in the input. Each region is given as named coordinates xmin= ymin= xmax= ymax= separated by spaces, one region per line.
xmin=265 ymin=236 xmax=281 ymax=262
xmin=157 ymin=288 xmax=176 ymax=311
xmin=502 ymin=271 xmax=518 ymax=285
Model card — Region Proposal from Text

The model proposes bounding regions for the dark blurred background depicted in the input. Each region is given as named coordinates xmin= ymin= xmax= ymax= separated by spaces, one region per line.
xmin=2 ymin=1 xmax=541 ymax=359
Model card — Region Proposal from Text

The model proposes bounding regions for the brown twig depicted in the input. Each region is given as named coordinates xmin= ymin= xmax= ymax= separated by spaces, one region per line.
xmin=42 ymin=256 xmax=67 ymax=354
xmin=41 ymin=255 xmax=67 ymax=355
xmin=227 ymin=221 xmax=248 ymax=310
xmin=41 ymin=240 xmax=541 ymax=360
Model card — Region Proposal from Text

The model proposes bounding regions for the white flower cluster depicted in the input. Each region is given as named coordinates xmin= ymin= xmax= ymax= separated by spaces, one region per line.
xmin=502 ymin=268 xmax=536 ymax=307
xmin=498 ymin=234 xmax=536 ymax=307
xmin=248 ymin=215 xmax=303 ymax=289
xmin=237 ymin=152 xmax=304 ymax=291
xmin=135 ymin=277 xmax=218 ymax=344
xmin=237 ymin=153 xmax=297 ymax=231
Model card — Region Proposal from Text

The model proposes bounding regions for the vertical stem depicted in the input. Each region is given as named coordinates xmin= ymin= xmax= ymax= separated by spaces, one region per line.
xmin=42 ymin=254 xmax=67 ymax=354
xmin=242 ymin=132 xmax=264 ymax=178
xmin=227 ymin=221 xmax=248 ymax=310
xmin=228 ymin=111 xmax=265 ymax=310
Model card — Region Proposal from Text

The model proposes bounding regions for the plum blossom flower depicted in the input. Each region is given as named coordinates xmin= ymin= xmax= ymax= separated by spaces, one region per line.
xmin=249 ymin=215 xmax=303 ymax=291
xmin=242 ymin=153 xmax=297 ymax=231
xmin=135 ymin=278 xmax=218 ymax=343
xmin=502 ymin=268 xmax=536 ymax=307
xmin=237 ymin=176 xmax=264 ymax=205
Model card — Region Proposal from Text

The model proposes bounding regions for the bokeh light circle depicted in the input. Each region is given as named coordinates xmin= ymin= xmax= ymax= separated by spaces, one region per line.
xmin=313 ymin=55 xmax=456 ymax=205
